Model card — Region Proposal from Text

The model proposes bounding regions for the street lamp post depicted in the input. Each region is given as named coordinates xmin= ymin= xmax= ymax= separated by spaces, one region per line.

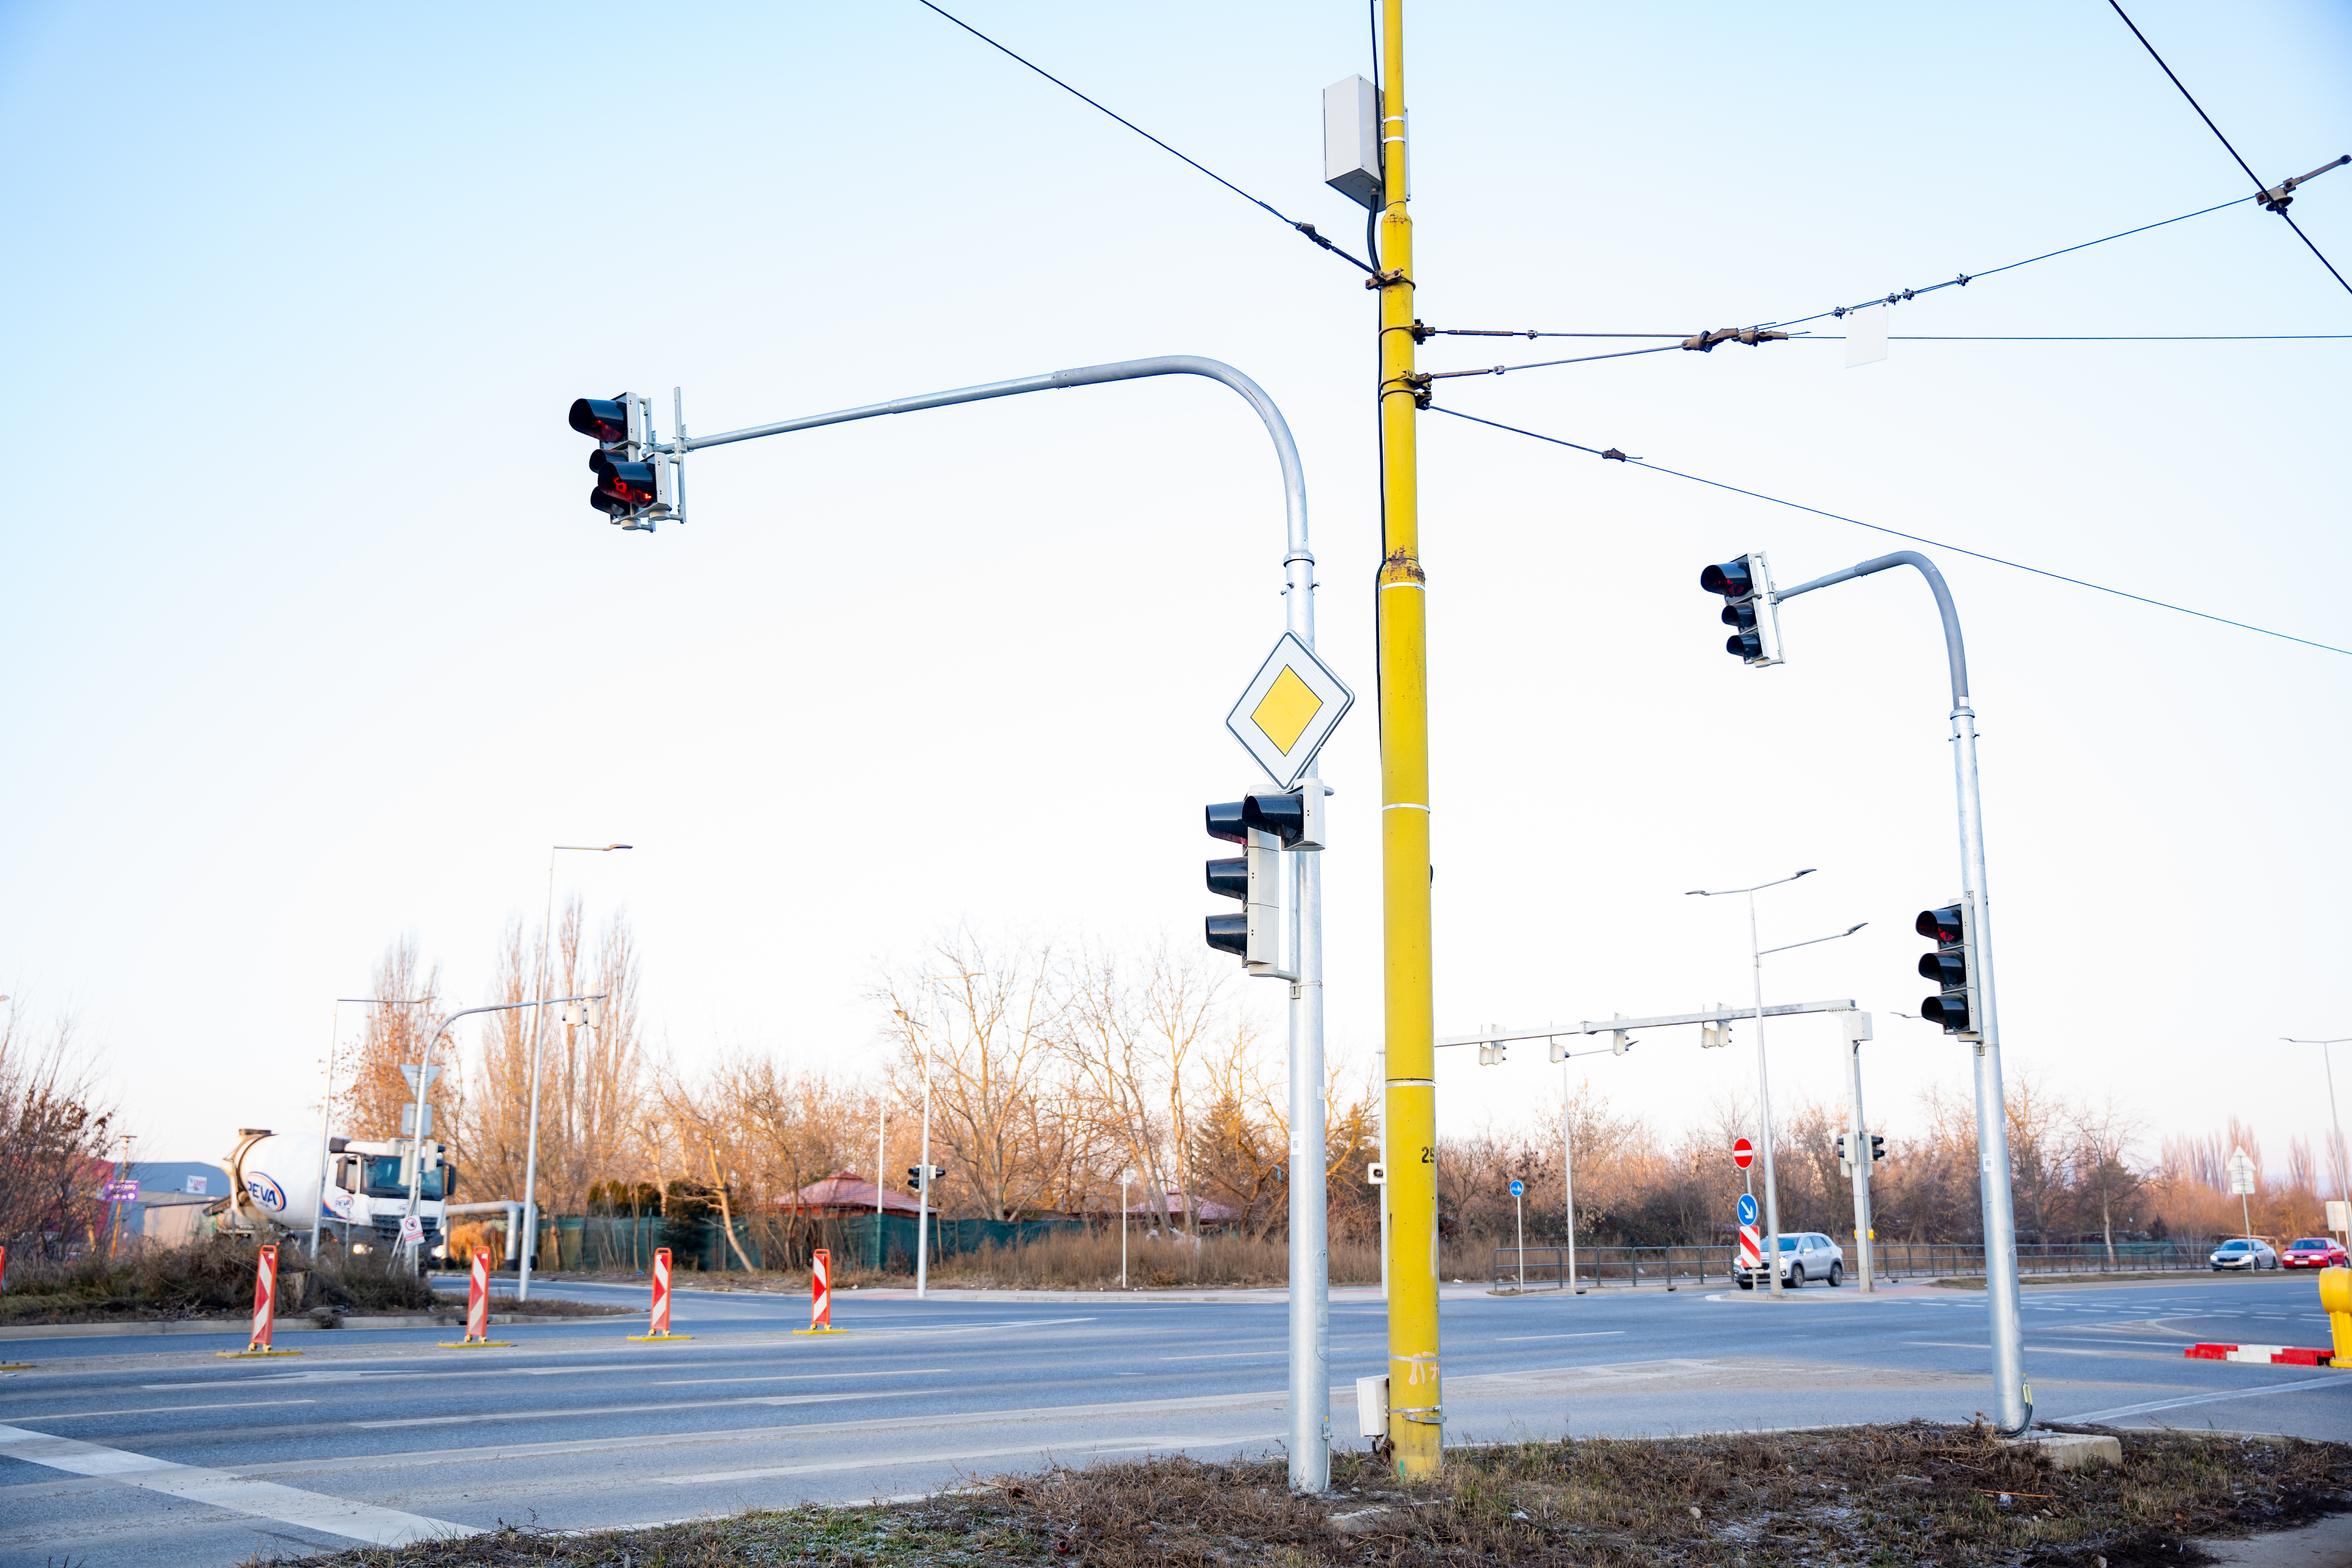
xmin=895 ymin=1005 xmax=936 ymax=1299
xmin=519 ymin=842 xmax=631 ymax=1302
xmin=1686 ymin=871 xmax=1863 ymax=1300
xmin=2282 ymin=1037 xmax=2351 ymax=1227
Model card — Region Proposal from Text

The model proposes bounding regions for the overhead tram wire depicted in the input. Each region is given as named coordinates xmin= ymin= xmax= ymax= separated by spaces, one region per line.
xmin=1418 ymin=184 xmax=2346 ymax=382
xmin=915 ymin=0 xmax=1374 ymax=274
xmin=1423 ymin=403 xmax=2352 ymax=660
xmin=2105 ymin=0 xmax=2352 ymax=298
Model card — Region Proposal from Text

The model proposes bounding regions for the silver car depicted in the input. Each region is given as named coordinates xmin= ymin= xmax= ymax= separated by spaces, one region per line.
xmin=2208 ymin=1237 xmax=2279 ymax=1271
xmin=1735 ymin=1231 xmax=1845 ymax=1289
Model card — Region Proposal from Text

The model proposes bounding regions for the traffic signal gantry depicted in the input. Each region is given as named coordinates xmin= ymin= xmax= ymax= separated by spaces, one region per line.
xmin=1915 ymin=902 xmax=1980 ymax=1035
xmin=1203 ymin=787 xmax=1325 ymax=977
xmin=1700 ymin=553 xmax=1783 ymax=666
xmin=1697 ymin=544 xmax=2029 ymax=1430
xmin=568 ymin=393 xmax=680 ymax=530
xmin=567 ymin=352 xmax=1345 ymax=1496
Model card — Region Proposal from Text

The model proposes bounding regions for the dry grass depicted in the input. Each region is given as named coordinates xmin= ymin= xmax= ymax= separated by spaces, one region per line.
xmin=0 ymin=1236 xmax=439 ymax=1324
xmin=269 ymin=1422 xmax=2350 ymax=1568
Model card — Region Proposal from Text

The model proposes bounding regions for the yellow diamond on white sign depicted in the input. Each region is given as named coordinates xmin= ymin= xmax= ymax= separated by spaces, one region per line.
xmin=1226 ymin=633 xmax=1355 ymax=789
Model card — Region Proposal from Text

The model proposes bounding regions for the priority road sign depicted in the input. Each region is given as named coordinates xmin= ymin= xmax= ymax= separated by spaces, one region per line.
xmin=1731 ymin=1137 xmax=1754 ymax=1170
xmin=1225 ymin=632 xmax=1354 ymax=790
xmin=1508 ymin=1179 xmax=1525 ymax=1198
xmin=1737 ymin=1192 xmax=1758 ymax=1227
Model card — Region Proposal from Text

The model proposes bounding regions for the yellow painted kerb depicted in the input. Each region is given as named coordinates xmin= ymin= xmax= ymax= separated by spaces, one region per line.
xmin=1251 ymin=666 xmax=1323 ymax=754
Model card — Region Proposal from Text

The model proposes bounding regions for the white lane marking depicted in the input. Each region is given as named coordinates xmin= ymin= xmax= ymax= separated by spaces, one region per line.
xmin=16 ymin=1400 xmax=318 ymax=1420
xmin=664 ymin=1431 xmax=1289 ymax=1486
xmin=354 ymin=1387 xmax=953 ymax=1429
xmin=1160 ymin=1352 xmax=1286 ymax=1361
xmin=2068 ymin=1378 xmax=2346 ymax=1423
xmin=1490 ymin=1332 xmax=1628 ymax=1343
xmin=654 ymin=1368 xmax=950 ymax=1387
xmin=1906 ymin=1341 xmax=2174 ymax=1358
xmin=0 ymin=1424 xmax=472 ymax=1546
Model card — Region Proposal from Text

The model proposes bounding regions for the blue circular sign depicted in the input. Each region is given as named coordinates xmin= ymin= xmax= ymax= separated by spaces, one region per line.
xmin=1737 ymin=1192 xmax=1759 ymax=1227
xmin=1508 ymin=1179 xmax=1525 ymax=1197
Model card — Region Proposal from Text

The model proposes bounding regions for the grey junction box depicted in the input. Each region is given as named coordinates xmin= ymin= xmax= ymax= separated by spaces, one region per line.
xmin=1324 ymin=76 xmax=1381 ymax=209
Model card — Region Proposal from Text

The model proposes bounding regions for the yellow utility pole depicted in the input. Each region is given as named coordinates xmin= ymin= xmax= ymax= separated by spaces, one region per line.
xmin=1374 ymin=0 xmax=1441 ymax=1479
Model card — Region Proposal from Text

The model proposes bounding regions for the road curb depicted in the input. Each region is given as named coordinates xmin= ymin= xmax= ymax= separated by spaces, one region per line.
xmin=0 ymin=1311 xmax=598 ymax=1342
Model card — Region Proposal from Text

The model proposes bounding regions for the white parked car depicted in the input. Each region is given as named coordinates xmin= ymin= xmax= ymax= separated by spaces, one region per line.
xmin=1735 ymin=1231 xmax=1844 ymax=1289
xmin=2208 ymin=1238 xmax=2279 ymax=1271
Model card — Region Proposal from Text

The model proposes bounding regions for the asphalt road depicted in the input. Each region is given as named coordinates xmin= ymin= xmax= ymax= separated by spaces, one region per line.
xmin=1 ymin=1271 xmax=2343 ymax=1568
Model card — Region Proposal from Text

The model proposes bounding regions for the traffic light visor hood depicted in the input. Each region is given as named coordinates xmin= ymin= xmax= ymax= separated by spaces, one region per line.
xmin=570 ymin=397 xmax=630 ymax=444
xmin=1700 ymin=559 xmax=1754 ymax=597
xmin=1205 ymin=801 xmax=1250 ymax=844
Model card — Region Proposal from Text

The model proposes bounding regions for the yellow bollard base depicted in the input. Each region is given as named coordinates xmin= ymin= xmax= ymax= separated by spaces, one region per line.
xmin=792 ymin=1327 xmax=848 ymax=1336
xmin=437 ymin=1340 xmax=513 ymax=1349
xmin=217 ymin=1348 xmax=302 ymax=1359
xmin=627 ymin=1332 xmax=693 ymax=1342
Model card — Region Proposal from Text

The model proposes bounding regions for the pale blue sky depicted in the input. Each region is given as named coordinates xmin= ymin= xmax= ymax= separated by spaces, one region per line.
xmin=3 ymin=2 xmax=2347 ymax=1177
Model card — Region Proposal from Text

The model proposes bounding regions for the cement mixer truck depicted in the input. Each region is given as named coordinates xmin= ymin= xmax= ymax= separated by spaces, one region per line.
xmin=213 ymin=1127 xmax=458 ymax=1262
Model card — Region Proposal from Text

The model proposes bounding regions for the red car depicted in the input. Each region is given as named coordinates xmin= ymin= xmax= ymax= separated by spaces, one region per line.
xmin=2280 ymin=1236 xmax=2348 ymax=1269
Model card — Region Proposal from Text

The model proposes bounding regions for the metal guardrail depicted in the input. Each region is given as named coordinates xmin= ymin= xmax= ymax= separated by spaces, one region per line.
xmin=1492 ymin=1238 xmax=2228 ymax=1291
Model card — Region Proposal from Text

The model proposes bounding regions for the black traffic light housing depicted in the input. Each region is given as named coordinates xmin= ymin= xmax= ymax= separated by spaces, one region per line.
xmin=569 ymin=392 xmax=675 ymax=530
xmin=1700 ymin=551 xmax=1783 ymax=666
xmin=1915 ymin=898 xmax=1981 ymax=1038
xmin=906 ymin=1164 xmax=944 ymax=1191
xmin=1869 ymin=1134 xmax=1886 ymax=1163
xmin=1204 ymin=789 xmax=1321 ymax=976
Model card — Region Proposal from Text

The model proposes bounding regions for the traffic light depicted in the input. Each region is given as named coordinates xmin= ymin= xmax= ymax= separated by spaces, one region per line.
xmin=1700 ymin=1019 xmax=1728 ymax=1049
xmin=569 ymin=392 xmax=673 ymax=529
xmin=1699 ymin=551 xmax=1783 ymax=666
xmin=906 ymin=1164 xmax=944 ymax=1191
xmin=1478 ymin=1042 xmax=1507 ymax=1065
xmin=1610 ymin=1031 xmax=1633 ymax=1057
xmin=1547 ymin=1038 xmax=1567 ymax=1063
xmin=1836 ymin=1133 xmax=1852 ymax=1177
xmin=1869 ymin=1134 xmax=1886 ymax=1163
xmin=1204 ymin=789 xmax=1322 ymax=975
xmin=1915 ymin=899 xmax=1979 ymax=1036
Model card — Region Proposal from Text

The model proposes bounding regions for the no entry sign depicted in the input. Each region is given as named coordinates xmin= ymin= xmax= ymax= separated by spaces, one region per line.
xmin=1731 ymin=1137 xmax=1755 ymax=1170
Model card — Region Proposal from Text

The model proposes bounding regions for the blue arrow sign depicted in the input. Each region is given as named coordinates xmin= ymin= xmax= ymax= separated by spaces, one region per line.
xmin=1508 ymin=1179 xmax=1525 ymax=1198
xmin=1737 ymin=1192 xmax=1759 ymax=1227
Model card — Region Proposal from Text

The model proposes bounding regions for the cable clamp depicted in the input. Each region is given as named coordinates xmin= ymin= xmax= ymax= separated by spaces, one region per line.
xmin=1365 ymin=268 xmax=1413 ymax=291
xmin=2260 ymin=155 xmax=2350 ymax=213
xmin=1683 ymin=327 xmax=1788 ymax=351
xmin=1398 ymin=1405 xmax=1444 ymax=1426
xmin=1408 ymin=319 xmax=1434 ymax=344
xmin=1600 ymin=448 xmax=1629 ymax=462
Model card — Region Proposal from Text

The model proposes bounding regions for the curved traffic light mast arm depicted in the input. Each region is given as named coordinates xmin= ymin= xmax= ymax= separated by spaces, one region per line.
xmin=397 ymin=993 xmax=606 ymax=1263
xmin=1771 ymin=548 xmax=2027 ymax=1435
xmin=662 ymin=356 xmax=1316 ymax=646
xmin=650 ymin=354 xmax=1330 ymax=1493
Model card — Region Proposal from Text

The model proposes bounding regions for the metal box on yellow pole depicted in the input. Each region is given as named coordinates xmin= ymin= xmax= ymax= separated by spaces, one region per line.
xmin=1374 ymin=0 xmax=1442 ymax=1479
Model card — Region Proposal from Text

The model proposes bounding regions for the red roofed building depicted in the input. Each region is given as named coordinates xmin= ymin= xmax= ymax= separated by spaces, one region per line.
xmin=778 ymin=1171 xmax=923 ymax=1218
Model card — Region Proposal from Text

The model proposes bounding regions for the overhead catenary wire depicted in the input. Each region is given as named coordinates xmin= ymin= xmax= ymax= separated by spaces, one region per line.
xmin=1424 ymin=403 xmax=2352 ymax=659
xmin=2104 ymin=0 xmax=2352 ymax=298
xmin=915 ymin=0 xmax=1374 ymax=273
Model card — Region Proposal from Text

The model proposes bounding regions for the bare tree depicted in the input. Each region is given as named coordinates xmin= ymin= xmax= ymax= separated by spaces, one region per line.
xmin=2071 ymin=1093 xmax=2146 ymax=1264
xmin=338 ymin=938 xmax=444 ymax=1142
xmin=875 ymin=929 xmax=1066 ymax=1222
xmin=0 ymin=1005 xmax=114 ymax=1257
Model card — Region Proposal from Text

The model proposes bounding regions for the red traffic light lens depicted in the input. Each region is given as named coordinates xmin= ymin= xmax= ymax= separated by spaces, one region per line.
xmin=1700 ymin=559 xmax=1753 ymax=598
xmin=569 ymin=397 xmax=630 ymax=444
xmin=1915 ymin=905 xmax=1964 ymax=943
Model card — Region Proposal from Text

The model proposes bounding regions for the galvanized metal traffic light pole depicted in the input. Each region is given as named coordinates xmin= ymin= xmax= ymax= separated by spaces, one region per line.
xmin=598 ymin=354 xmax=1334 ymax=1492
xmin=1774 ymin=548 xmax=2029 ymax=1432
